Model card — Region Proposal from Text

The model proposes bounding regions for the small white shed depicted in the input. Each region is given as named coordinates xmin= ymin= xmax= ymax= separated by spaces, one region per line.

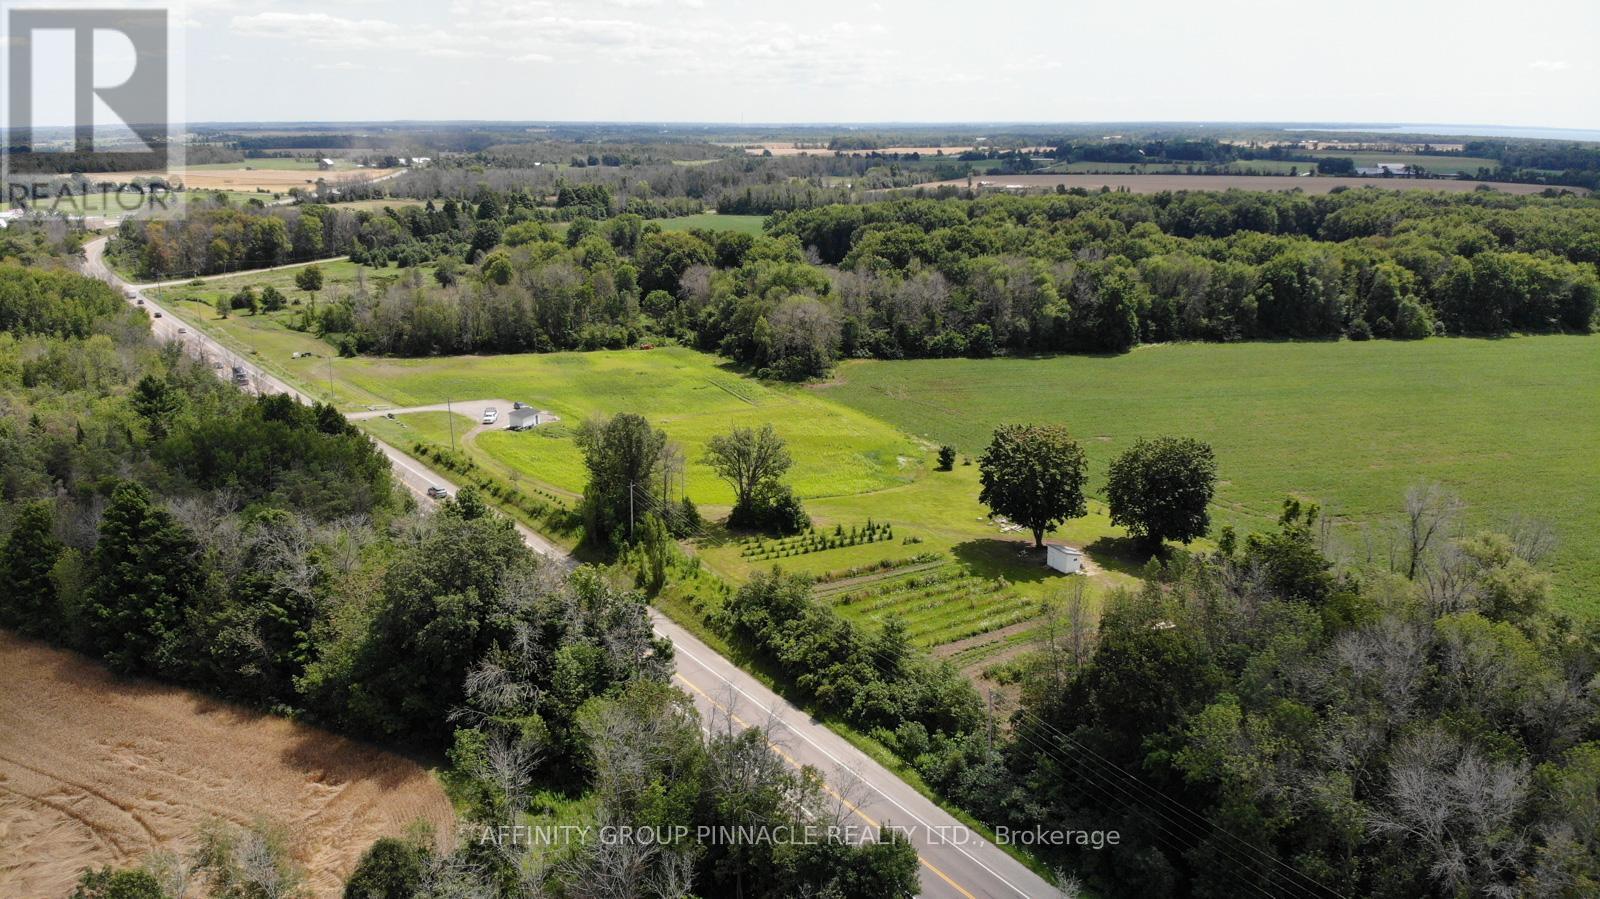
xmin=1046 ymin=542 xmax=1084 ymax=575
xmin=507 ymin=407 xmax=541 ymax=430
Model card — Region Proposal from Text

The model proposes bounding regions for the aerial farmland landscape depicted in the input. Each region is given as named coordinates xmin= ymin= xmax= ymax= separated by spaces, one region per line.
xmin=2 ymin=2 xmax=1599 ymax=899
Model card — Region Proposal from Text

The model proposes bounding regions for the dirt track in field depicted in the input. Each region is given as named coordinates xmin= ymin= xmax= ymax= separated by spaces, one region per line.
xmin=916 ymin=173 xmax=1578 ymax=195
xmin=0 ymin=632 xmax=454 ymax=899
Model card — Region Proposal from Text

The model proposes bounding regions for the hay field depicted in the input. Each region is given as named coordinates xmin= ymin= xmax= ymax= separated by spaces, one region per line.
xmin=0 ymin=633 xmax=454 ymax=899
xmin=918 ymin=173 xmax=1574 ymax=195
xmin=80 ymin=167 xmax=400 ymax=192
xmin=824 ymin=337 xmax=1600 ymax=613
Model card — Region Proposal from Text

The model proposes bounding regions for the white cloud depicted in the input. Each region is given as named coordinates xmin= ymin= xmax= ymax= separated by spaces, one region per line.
xmin=229 ymin=10 xmax=491 ymax=58
xmin=1529 ymin=59 xmax=1571 ymax=72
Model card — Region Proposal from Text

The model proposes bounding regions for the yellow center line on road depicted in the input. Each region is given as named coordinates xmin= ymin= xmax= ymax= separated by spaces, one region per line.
xmin=672 ymin=672 xmax=979 ymax=899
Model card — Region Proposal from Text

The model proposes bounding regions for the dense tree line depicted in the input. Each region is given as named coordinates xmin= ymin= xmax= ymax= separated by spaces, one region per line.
xmin=0 ymin=218 xmax=82 ymax=265
xmin=0 ymin=262 xmax=125 ymax=337
xmin=1028 ymin=137 xmax=1600 ymax=189
xmin=277 ymin=187 xmax=1600 ymax=382
xmin=115 ymin=188 xmax=1599 ymax=387
xmin=750 ymin=190 xmax=1598 ymax=367
xmin=351 ymin=149 xmax=924 ymax=217
xmin=108 ymin=196 xmax=526 ymax=279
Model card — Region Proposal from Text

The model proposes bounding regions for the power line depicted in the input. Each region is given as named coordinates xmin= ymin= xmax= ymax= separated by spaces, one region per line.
xmin=834 ymin=604 xmax=1345 ymax=899
xmin=632 ymin=482 xmax=1341 ymax=896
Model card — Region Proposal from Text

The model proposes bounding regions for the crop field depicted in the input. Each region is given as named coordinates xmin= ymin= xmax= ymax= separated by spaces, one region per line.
xmin=81 ymin=166 xmax=400 ymax=193
xmin=651 ymin=213 xmax=767 ymax=235
xmin=0 ymin=632 xmax=453 ymax=899
xmin=823 ymin=337 xmax=1600 ymax=613
xmin=918 ymin=173 xmax=1575 ymax=195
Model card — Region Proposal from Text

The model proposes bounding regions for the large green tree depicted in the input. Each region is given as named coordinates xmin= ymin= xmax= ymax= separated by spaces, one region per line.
xmin=704 ymin=423 xmax=793 ymax=515
xmin=87 ymin=481 xmax=200 ymax=674
xmin=1105 ymin=436 xmax=1218 ymax=553
xmin=977 ymin=424 xmax=1088 ymax=548
xmin=635 ymin=230 xmax=713 ymax=296
xmin=0 ymin=499 xmax=62 ymax=636
xmin=575 ymin=412 xmax=667 ymax=545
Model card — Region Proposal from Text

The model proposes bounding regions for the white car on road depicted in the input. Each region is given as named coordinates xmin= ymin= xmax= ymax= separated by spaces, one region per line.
xmin=481 ymin=407 xmax=499 ymax=425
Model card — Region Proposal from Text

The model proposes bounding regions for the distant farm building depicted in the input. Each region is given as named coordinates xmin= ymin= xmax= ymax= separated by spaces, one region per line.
xmin=1046 ymin=542 xmax=1084 ymax=575
xmin=317 ymin=158 xmax=335 ymax=170
xmin=1355 ymin=164 xmax=1418 ymax=178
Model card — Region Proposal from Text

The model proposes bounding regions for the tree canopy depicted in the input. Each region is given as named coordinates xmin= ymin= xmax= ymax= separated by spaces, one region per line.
xmin=1105 ymin=436 xmax=1218 ymax=551
xmin=977 ymin=424 xmax=1089 ymax=548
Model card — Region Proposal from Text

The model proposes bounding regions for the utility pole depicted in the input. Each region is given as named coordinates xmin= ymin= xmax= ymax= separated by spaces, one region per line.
xmin=326 ymin=354 xmax=334 ymax=402
xmin=985 ymin=690 xmax=997 ymax=755
xmin=446 ymin=398 xmax=456 ymax=453
xmin=629 ymin=482 xmax=635 ymax=540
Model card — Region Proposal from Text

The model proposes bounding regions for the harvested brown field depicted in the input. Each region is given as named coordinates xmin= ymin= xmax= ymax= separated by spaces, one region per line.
xmin=914 ymin=173 xmax=1578 ymax=195
xmin=0 ymin=632 xmax=454 ymax=899
xmin=80 ymin=168 xmax=401 ymax=193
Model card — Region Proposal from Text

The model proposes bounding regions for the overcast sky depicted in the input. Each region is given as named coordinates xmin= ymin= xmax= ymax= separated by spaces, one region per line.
xmin=29 ymin=0 xmax=1600 ymax=128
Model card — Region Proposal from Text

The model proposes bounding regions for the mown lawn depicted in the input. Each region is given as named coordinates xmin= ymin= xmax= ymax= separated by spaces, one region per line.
xmin=337 ymin=347 xmax=920 ymax=505
xmin=822 ymin=337 xmax=1600 ymax=613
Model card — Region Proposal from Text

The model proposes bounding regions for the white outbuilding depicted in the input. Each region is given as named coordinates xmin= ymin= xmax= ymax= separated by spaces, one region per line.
xmin=1045 ymin=542 xmax=1084 ymax=575
xmin=507 ymin=407 xmax=541 ymax=431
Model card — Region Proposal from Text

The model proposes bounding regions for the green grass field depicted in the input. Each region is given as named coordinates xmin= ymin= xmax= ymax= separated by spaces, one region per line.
xmin=1324 ymin=152 xmax=1497 ymax=174
xmin=338 ymin=347 xmax=919 ymax=505
xmin=822 ymin=338 xmax=1600 ymax=613
xmin=149 ymin=279 xmax=1124 ymax=673
xmin=1036 ymin=160 xmax=1310 ymax=175
xmin=651 ymin=213 xmax=767 ymax=236
xmin=323 ymin=198 xmax=427 ymax=213
xmin=1031 ymin=154 xmax=1495 ymax=177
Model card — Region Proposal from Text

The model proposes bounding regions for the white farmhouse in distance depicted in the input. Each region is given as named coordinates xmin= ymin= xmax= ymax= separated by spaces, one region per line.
xmin=1045 ymin=542 xmax=1084 ymax=575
